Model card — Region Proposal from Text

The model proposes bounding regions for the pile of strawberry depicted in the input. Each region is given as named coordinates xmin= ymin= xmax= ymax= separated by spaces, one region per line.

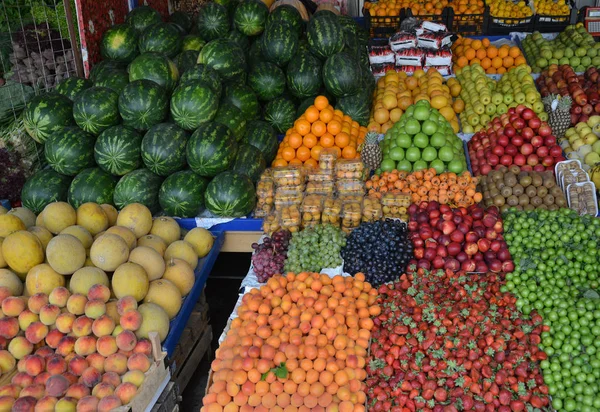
xmin=366 ymin=267 xmax=550 ymax=411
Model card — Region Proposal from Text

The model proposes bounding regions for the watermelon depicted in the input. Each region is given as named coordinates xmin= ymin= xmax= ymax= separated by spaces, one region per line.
xmin=68 ymin=168 xmax=118 ymax=208
xmin=286 ymin=52 xmax=322 ymax=99
xmin=264 ymin=97 xmax=296 ymax=133
xmin=169 ymin=22 xmax=187 ymax=35
xmin=186 ymin=122 xmax=237 ymax=177
xmin=198 ymin=39 xmax=246 ymax=80
xmin=55 ymin=77 xmax=93 ymax=100
xmin=129 ymin=52 xmax=179 ymax=91
xmin=126 ymin=6 xmax=162 ymax=32
xmin=159 ymin=170 xmax=209 ymax=217
xmin=306 ymin=15 xmax=344 ymax=60
xmin=139 ymin=23 xmax=182 ymax=58
xmin=222 ymin=84 xmax=260 ymax=121
xmin=248 ymin=62 xmax=285 ymax=101
xmin=170 ymin=11 xmax=193 ymax=34
xmin=180 ymin=64 xmax=222 ymax=97
xmin=242 ymin=120 xmax=278 ymax=163
xmin=141 ymin=123 xmax=189 ymax=176
xmin=170 ymin=80 xmax=219 ymax=131
xmin=100 ymin=24 xmax=139 ymax=63
xmin=323 ymin=52 xmax=360 ymax=98
xmin=94 ymin=125 xmax=143 ymax=176
xmin=336 ymin=92 xmax=370 ymax=127
xmin=204 ymin=171 xmax=256 ymax=217
xmin=337 ymin=15 xmax=359 ymax=34
xmin=182 ymin=34 xmax=205 ymax=51
xmin=94 ymin=70 xmax=129 ymax=94
xmin=267 ymin=5 xmax=304 ymax=37
xmin=227 ymin=29 xmax=250 ymax=50
xmin=247 ymin=38 xmax=264 ymax=68
xmin=21 ymin=169 xmax=72 ymax=214
xmin=214 ymin=103 xmax=247 ymax=142
xmin=44 ymin=126 xmax=96 ymax=176
xmin=232 ymin=144 xmax=266 ymax=182
xmin=297 ymin=96 xmax=317 ymax=118
xmin=73 ymin=86 xmax=121 ymax=135
xmin=118 ymin=80 xmax=169 ymax=131
xmin=89 ymin=60 xmax=126 ymax=82
xmin=261 ymin=22 xmax=299 ymax=67
xmin=23 ymin=93 xmax=74 ymax=143
xmin=113 ymin=168 xmax=164 ymax=212
xmin=234 ymin=0 xmax=269 ymax=36
xmin=175 ymin=51 xmax=200 ymax=75
xmin=197 ymin=3 xmax=230 ymax=42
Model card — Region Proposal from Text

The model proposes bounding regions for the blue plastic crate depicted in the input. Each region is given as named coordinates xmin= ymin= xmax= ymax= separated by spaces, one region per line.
xmin=176 ymin=217 xmax=263 ymax=232
xmin=0 ymin=200 xmax=9 ymax=210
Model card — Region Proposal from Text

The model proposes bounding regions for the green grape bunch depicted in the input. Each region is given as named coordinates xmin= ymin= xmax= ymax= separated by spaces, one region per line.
xmin=284 ymin=224 xmax=347 ymax=274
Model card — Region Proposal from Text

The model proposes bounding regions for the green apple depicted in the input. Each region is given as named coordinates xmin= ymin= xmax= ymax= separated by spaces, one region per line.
xmin=576 ymin=47 xmax=587 ymax=57
xmin=480 ymin=94 xmax=491 ymax=105
xmin=532 ymin=101 xmax=545 ymax=114
xmin=584 ymin=133 xmax=598 ymax=145
xmin=430 ymin=159 xmax=445 ymax=174
xmin=421 ymin=147 xmax=437 ymax=162
xmin=421 ymin=120 xmax=438 ymax=136
xmin=413 ymin=133 xmax=429 ymax=149
xmin=484 ymin=104 xmax=496 ymax=116
xmin=581 ymin=56 xmax=592 ymax=67
xmin=593 ymin=57 xmax=600 ymax=67
xmin=570 ymin=57 xmax=581 ymax=67
xmin=564 ymin=48 xmax=574 ymax=58
xmin=503 ymin=94 xmax=514 ymax=105
xmin=396 ymin=159 xmax=411 ymax=172
xmin=438 ymin=146 xmax=454 ymax=162
xmin=587 ymin=116 xmax=600 ymax=127
xmin=413 ymin=160 xmax=428 ymax=171
xmin=496 ymin=103 xmax=508 ymax=115
xmin=405 ymin=147 xmax=421 ymax=162
xmin=405 ymin=119 xmax=421 ymax=135
xmin=537 ymin=58 xmax=548 ymax=68
xmin=468 ymin=114 xmax=480 ymax=127
xmin=514 ymin=92 xmax=526 ymax=104
xmin=553 ymin=49 xmax=564 ymax=59
xmin=592 ymin=140 xmax=600 ymax=154
xmin=480 ymin=114 xmax=491 ymax=125
xmin=389 ymin=146 xmax=405 ymax=161
xmin=588 ymin=48 xmax=598 ymax=58
xmin=491 ymin=93 xmax=503 ymax=105
xmin=538 ymin=112 xmax=548 ymax=122
xmin=380 ymin=159 xmax=396 ymax=172
xmin=572 ymin=138 xmax=585 ymax=150
xmin=396 ymin=133 xmax=412 ymax=148
xmin=430 ymin=132 xmax=446 ymax=148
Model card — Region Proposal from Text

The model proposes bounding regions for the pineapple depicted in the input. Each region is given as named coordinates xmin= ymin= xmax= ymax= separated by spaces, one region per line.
xmin=548 ymin=95 xmax=572 ymax=140
xmin=361 ymin=131 xmax=382 ymax=172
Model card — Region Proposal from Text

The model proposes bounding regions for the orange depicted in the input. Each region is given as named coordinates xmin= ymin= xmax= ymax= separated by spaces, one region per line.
xmin=334 ymin=132 xmax=350 ymax=148
xmin=496 ymin=67 xmax=506 ymax=74
xmin=296 ymin=146 xmax=311 ymax=162
xmin=486 ymin=67 xmax=497 ymax=74
xmin=327 ymin=120 xmax=342 ymax=135
xmin=465 ymin=48 xmax=476 ymax=60
xmin=471 ymin=39 xmax=482 ymax=50
xmin=341 ymin=146 xmax=356 ymax=159
xmin=509 ymin=46 xmax=521 ymax=58
xmin=373 ymin=108 xmax=389 ymax=124
xmin=486 ymin=46 xmax=498 ymax=59
xmin=303 ymin=134 xmax=317 ymax=149
xmin=515 ymin=56 xmax=526 ymax=66
xmin=272 ymin=158 xmax=288 ymax=167
xmin=310 ymin=145 xmax=323 ymax=160
xmin=295 ymin=119 xmax=311 ymax=136
xmin=405 ymin=77 xmax=418 ymax=90
xmin=320 ymin=133 xmax=335 ymax=148
xmin=289 ymin=158 xmax=303 ymax=166
xmin=311 ymin=121 xmax=327 ymax=137
xmin=314 ymin=96 xmax=329 ymax=111
xmin=319 ymin=108 xmax=334 ymax=123
xmin=502 ymin=56 xmax=514 ymax=67
xmin=289 ymin=132 xmax=303 ymax=149
xmin=457 ymin=56 xmax=469 ymax=68
xmin=492 ymin=56 xmax=503 ymax=68
xmin=282 ymin=147 xmax=296 ymax=162
xmin=482 ymin=38 xmax=490 ymax=48
xmin=305 ymin=106 xmax=320 ymax=123
xmin=481 ymin=57 xmax=492 ymax=70
xmin=498 ymin=45 xmax=509 ymax=58
xmin=476 ymin=49 xmax=487 ymax=60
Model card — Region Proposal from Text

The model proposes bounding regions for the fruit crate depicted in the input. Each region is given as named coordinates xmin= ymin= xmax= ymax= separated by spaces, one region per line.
xmin=447 ymin=6 xmax=489 ymax=35
xmin=363 ymin=8 xmax=403 ymax=39
xmin=405 ymin=7 xmax=453 ymax=27
xmin=485 ymin=6 xmax=535 ymax=34
xmin=533 ymin=0 xmax=577 ymax=32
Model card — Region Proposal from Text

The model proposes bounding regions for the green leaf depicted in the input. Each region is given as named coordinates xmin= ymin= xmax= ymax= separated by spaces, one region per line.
xmin=273 ymin=362 xmax=288 ymax=379
xmin=583 ymin=289 xmax=600 ymax=299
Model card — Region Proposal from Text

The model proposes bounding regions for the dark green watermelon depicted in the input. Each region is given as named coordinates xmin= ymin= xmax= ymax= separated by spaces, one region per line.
xmin=197 ymin=3 xmax=230 ymax=42
xmin=286 ymin=52 xmax=322 ymax=99
xmin=267 ymin=5 xmax=303 ymax=37
xmin=89 ymin=60 xmax=126 ymax=82
xmin=118 ymin=80 xmax=169 ymax=131
xmin=159 ymin=170 xmax=209 ymax=218
xmin=336 ymin=92 xmax=370 ymax=127
xmin=214 ymin=103 xmax=247 ymax=142
xmin=68 ymin=168 xmax=118 ymax=208
xmin=126 ymin=6 xmax=162 ymax=32
xmin=307 ymin=14 xmax=344 ymax=60
xmin=186 ymin=122 xmax=237 ymax=177
xmin=247 ymin=37 xmax=264 ymax=68
xmin=248 ymin=62 xmax=285 ymax=101
xmin=232 ymin=144 xmax=266 ymax=182
xmin=182 ymin=34 xmax=205 ymax=51
xmin=21 ymin=169 xmax=72 ymax=214
xmin=23 ymin=94 xmax=74 ymax=143
xmin=138 ymin=23 xmax=182 ymax=58
xmin=73 ymin=86 xmax=121 ymax=135
xmin=264 ymin=97 xmax=296 ymax=133
xmin=170 ymin=11 xmax=193 ymax=34
xmin=141 ymin=123 xmax=189 ymax=176
xmin=204 ymin=171 xmax=256 ymax=217
xmin=234 ymin=0 xmax=269 ymax=36
xmin=94 ymin=125 xmax=143 ymax=176
xmin=337 ymin=15 xmax=359 ymax=34
xmin=169 ymin=22 xmax=187 ymax=35
xmin=222 ymin=84 xmax=260 ymax=121
xmin=55 ymin=77 xmax=93 ymax=100
xmin=129 ymin=52 xmax=179 ymax=92
xmin=198 ymin=39 xmax=246 ymax=81
xmin=100 ymin=24 xmax=139 ymax=63
xmin=94 ymin=69 xmax=129 ymax=94
xmin=176 ymin=51 xmax=200 ymax=75
xmin=227 ymin=29 xmax=250 ymax=50
xmin=113 ymin=168 xmax=164 ymax=212
xmin=323 ymin=52 xmax=360 ymax=98
xmin=296 ymin=96 xmax=317 ymax=118
xmin=343 ymin=29 xmax=359 ymax=56
xmin=261 ymin=22 xmax=298 ymax=67
xmin=44 ymin=126 xmax=96 ymax=176
xmin=170 ymin=80 xmax=219 ymax=131
xmin=179 ymin=64 xmax=222 ymax=97
xmin=242 ymin=120 xmax=278 ymax=163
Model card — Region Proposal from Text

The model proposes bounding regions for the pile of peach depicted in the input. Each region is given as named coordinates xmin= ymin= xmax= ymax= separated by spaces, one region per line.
xmin=0 ymin=285 xmax=153 ymax=410
xmin=202 ymin=272 xmax=379 ymax=412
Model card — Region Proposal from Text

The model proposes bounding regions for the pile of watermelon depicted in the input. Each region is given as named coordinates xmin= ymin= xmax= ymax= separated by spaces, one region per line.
xmin=19 ymin=3 xmax=372 ymax=219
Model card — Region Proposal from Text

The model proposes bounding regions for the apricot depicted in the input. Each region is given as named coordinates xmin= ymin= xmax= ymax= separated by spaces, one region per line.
xmin=11 ymin=372 xmax=33 ymax=388
xmin=79 ymin=367 xmax=102 ymax=388
xmin=19 ymin=384 xmax=45 ymax=400
xmin=45 ymin=355 xmax=67 ymax=376
xmin=115 ymin=382 xmax=137 ymax=404
xmin=34 ymin=346 xmax=53 ymax=359
xmin=33 ymin=372 xmax=50 ymax=386
xmin=55 ymin=336 xmax=76 ymax=357
xmin=27 ymin=294 xmax=48 ymax=315
xmin=33 ymin=395 xmax=56 ymax=411
xmin=74 ymin=336 xmax=97 ymax=357
xmin=54 ymin=397 xmax=77 ymax=411
xmin=0 ymin=317 xmax=19 ymax=339
xmin=0 ymin=396 xmax=14 ymax=411
xmin=91 ymin=382 xmax=114 ymax=398
xmin=127 ymin=353 xmax=151 ymax=373
xmin=67 ymin=355 xmax=88 ymax=376
xmin=8 ymin=336 xmax=32 ymax=359
xmin=116 ymin=296 xmax=138 ymax=315
xmin=119 ymin=310 xmax=142 ymax=331
xmin=72 ymin=316 xmax=93 ymax=337
xmin=84 ymin=299 xmax=106 ymax=320
xmin=65 ymin=294 xmax=87 ymax=316
xmin=104 ymin=353 xmax=128 ymax=375
xmin=23 ymin=354 xmax=44 ymax=376
xmin=0 ymin=384 xmax=20 ymax=398
xmin=18 ymin=310 xmax=39 ymax=332
xmin=88 ymin=284 xmax=111 ymax=303
xmin=122 ymin=370 xmax=145 ymax=387
xmin=92 ymin=315 xmax=115 ymax=337
xmin=85 ymin=353 xmax=105 ymax=373
xmin=48 ymin=287 xmax=70 ymax=308
xmin=45 ymin=330 xmax=64 ymax=349
xmin=55 ymin=313 xmax=75 ymax=334
xmin=116 ymin=330 xmax=137 ymax=352
xmin=2 ymin=296 xmax=25 ymax=317
xmin=133 ymin=338 xmax=152 ymax=357
xmin=38 ymin=304 xmax=60 ymax=326
xmin=96 ymin=335 xmax=118 ymax=357
xmin=24 ymin=322 xmax=48 ymax=344
xmin=11 ymin=396 xmax=36 ymax=411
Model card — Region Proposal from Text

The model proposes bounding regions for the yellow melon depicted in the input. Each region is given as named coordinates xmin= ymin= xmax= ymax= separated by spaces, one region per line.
xmin=60 ymin=225 xmax=93 ymax=249
xmin=93 ymin=231 xmax=106 ymax=240
xmin=105 ymin=226 xmax=137 ymax=250
xmin=116 ymin=203 xmax=152 ymax=238
xmin=128 ymin=246 xmax=165 ymax=281
xmin=0 ymin=206 xmax=6 ymax=215
xmin=184 ymin=228 xmax=214 ymax=258
xmin=70 ymin=266 xmax=109 ymax=295
xmin=164 ymin=241 xmax=197 ymax=270
xmin=90 ymin=234 xmax=130 ymax=272
xmin=0 ymin=268 xmax=23 ymax=295
xmin=150 ymin=217 xmax=180 ymax=245
xmin=112 ymin=262 xmax=149 ymax=301
xmin=137 ymin=235 xmax=167 ymax=257
xmin=143 ymin=279 xmax=182 ymax=319
xmin=0 ymin=214 xmax=26 ymax=238
xmin=46 ymin=234 xmax=86 ymax=275
xmin=136 ymin=302 xmax=170 ymax=342
xmin=42 ymin=202 xmax=76 ymax=234
xmin=100 ymin=204 xmax=118 ymax=227
xmin=8 ymin=207 xmax=36 ymax=228
xmin=35 ymin=211 xmax=45 ymax=228
xmin=0 ymin=238 xmax=5 ymax=269
xmin=27 ymin=226 xmax=53 ymax=250
xmin=83 ymin=256 xmax=94 ymax=267
xmin=105 ymin=300 xmax=120 ymax=324
xmin=2 ymin=231 xmax=44 ymax=278
xmin=76 ymin=203 xmax=109 ymax=235
xmin=162 ymin=258 xmax=195 ymax=296
xmin=25 ymin=263 xmax=66 ymax=295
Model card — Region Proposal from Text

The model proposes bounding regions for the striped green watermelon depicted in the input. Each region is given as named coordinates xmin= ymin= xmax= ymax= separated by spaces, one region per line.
xmin=73 ymin=87 xmax=121 ymax=135
xmin=94 ymin=70 xmax=129 ymax=94
xmin=227 ymin=30 xmax=250 ymax=50
xmin=248 ymin=62 xmax=285 ymax=101
xmin=126 ymin=6 xmax=162 ymax=32
xmin=21 ymin=169 xmax=72 ymax=214
xmin=297 ymin=96 xmax=317 ymax=118
xmin=56 ymin=77 xmax=93 ymax=100
xmin=68 ymin=168 xmax=118 ymax=208
xmin=234 ymin=0 xmax=269 ymax=36
xmin=141 ymin=123 xmax=189 ymax=176
xmin=169 ymin=22 xmax=186 ymax=35
xmin=186 ymin=122 xmax=237 ymax=177
xmin=232 ymin=144 xmax=266 ymax=182
xmin=159 ymin=170 xmax=209 ymax=217
xmin=242 ymin=120 xmax=278 ymax=163
xmin=45 ymin=126 xmax=96 ymax=176
xmin=118 ymin=80 xmax=169 ymax=131
xmin=264 ymin=97 xmax=296 ymax=133
xmin=175 ymin=51 xmax=200 ymax=75
xmin=100 ymin=24 xmax=139 ymax=63
xmin=23 ymin=93 xmax=74 ymax=143
xmin=261 ymin=22 xmax=299 ymax=67
xmin=198 ymin=39 xmax=246 ymax=80
xmin=170 ymin=80 xmax=219 ymax=131
xmin=182 ymin=34 xmax=205 ymax=51
xmin=336 ymin=92 xmax=370 ymax=127
xmin=129 ymin=52 xmax=179 ymax=92
xmin=94 ymin=125 xmax=143 ymax=176
xmin=222 ymin=84 xmax=259 ymax=121
xmin=247 ymin=38 xmax=264 ymax=68
xmin=267 ymin=5 xmax=304 ymax=37
xmin=180 ymin=64 xmax=222 ymax=97
xmin=197 ymin=3 xmax=230 ymax=42
xmin=170 ymin=11 xmax=193 ymax=34
xmin=307 ymin=14 xmax=344 ymax=60
xmin=323 ymin=52 xmax=360 ymax=98
xmin=113 ymin=168 xmax=164 ymax=212
xmin=139 ymin=23 xmax=182 ymax=58
xmin=204 ymin=171 xmax=256 ymax=217
xmin=89 ymin=60 xmax=126 ymax=82
xmin=286 ymin=52 xmax=322 ymax=99
xmin=214 ymin=103 xmax=247 ymax=142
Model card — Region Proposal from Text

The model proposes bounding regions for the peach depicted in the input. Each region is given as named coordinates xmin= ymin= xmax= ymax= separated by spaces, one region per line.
xmin=0 ymin=287 xmax=10 ymax=303
xmin=66 ymin=294 xmax=87 ymax=316
xmin=64 ymin=383 xmax=89 ymax=400
xmin=115 ymin=330 xmax=137 ymax=352
xmin=54 ymin=397 xmax=77 ymax=411
xmin=76 ymin=396 xmax=98 ymax=412
xmin=48 ymin=287 xmax=70 ymax=308
xmin=97 ymin=395 xmax=122 ymax=412
xmin=67 ymin=355 xmax=88 ymax=376
xmin=88 ymin=284 xmax=110 ymax=303
xmin=44 ymin=330 xmax=64 ymax=349
xmin=44 ymin=374 xmax=69 ymax=397
xmin=105 ymin=301 xmax=120 ymax=325
xmin=118 ymin=350 xmax=133 ymax=357
xmin=0 ymin=384 xmax=20 ymax=398
xmin=96 ymin=336 xmax=118 ymax=357
xmin=34 ymin=346 xmax=53 ymax=359
xmin=119 ymin=310 xmax=142 ymax=332
xmin=91 ymin=382 xmax=114 ymax=398
xmin=55 ymin=313 xmax=75 ymax=334
xmin=104 ymin=353 xmax=128 ymax=375
xmin=18 ymin=310 xmax=39 ymax=331
xmin=112 ymin=325 xmax=123 ymax=337
xmin=92 ymin=315 xmax=115 ymax=337
xmin=63 ymin=352 xmax=76 ymax=363
xmin=86 ymin=353 xmax=105 ymax=373
xmin=19 ymin=384 xmax=45 ymax=400
xmin=74 ymin=336 xmax=97 ymax=357
xmin=55 ymin=336 xmax=75 ymax=357
xmin=34 ymin=396 xmax=57 ymax=411
xmin=27 ymin=294 xmax=48 ymax=315
xmin=116 ymin=296 xmax=138 ymax=315
xmin=101 ymin=372 xmax=121 ymax=388
xmin=0 ymin=396 xmax=14 ymax=411
xmin=23 ymin=355 xmax=44 ymax=377
xmin=0 ymin=350 xmax=15 ymax=373
xmin=11 ymin=396 xmax=36 ymax=411
xmin=84 ymin=300 xmax=106 ymax=320
xmin=12 ymin=372 xmax=33 ymax=388
xmin=0 ymin=336 xmax=7 ymax=350
xmin=127 ymin=353 xmax=151 ymax=374
xmin=38 ymin=305 xmax=60 ymax=326
xmin=45 ymin=355 xmax=67 ymax=376
xmin=63 ymin=372 xmax=79 ymax=386
xmin=8 ymin=337 xmax=32 ymax=359
xmin=25 ymin=322 xmax=48 ymax=345
xmin=122 ymin=370 xmax=145 ymax=388
xmin=114 ymin=382 xmax=137 ymax=405
xmin=133 ymin=338 xmax=152 ymax=357
xmin=2 ymin=296 xmax=25 ymax=317
xmin=79 ymin=367 xmax=101 ymax=388
xmin=71 ymin=316 xmax=93 ymax=337
xmin=33 ymin=372 xmax=50 ymax=386
xmin=0 ymin=317 xmax=19 ymax=339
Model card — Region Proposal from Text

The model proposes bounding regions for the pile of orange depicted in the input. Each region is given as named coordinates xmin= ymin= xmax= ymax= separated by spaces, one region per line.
xmin=452 ymin=37 xmax=527 ymax=74
xmin=201 ymin=272 xmax=379 ymax=412
xmin=449 ymin=0 xmax=485 ymax=15
xmin=364 ymin=0 xmax=448 ymax=17
xmin=272 ymin=96 xmax=367 ymax=168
